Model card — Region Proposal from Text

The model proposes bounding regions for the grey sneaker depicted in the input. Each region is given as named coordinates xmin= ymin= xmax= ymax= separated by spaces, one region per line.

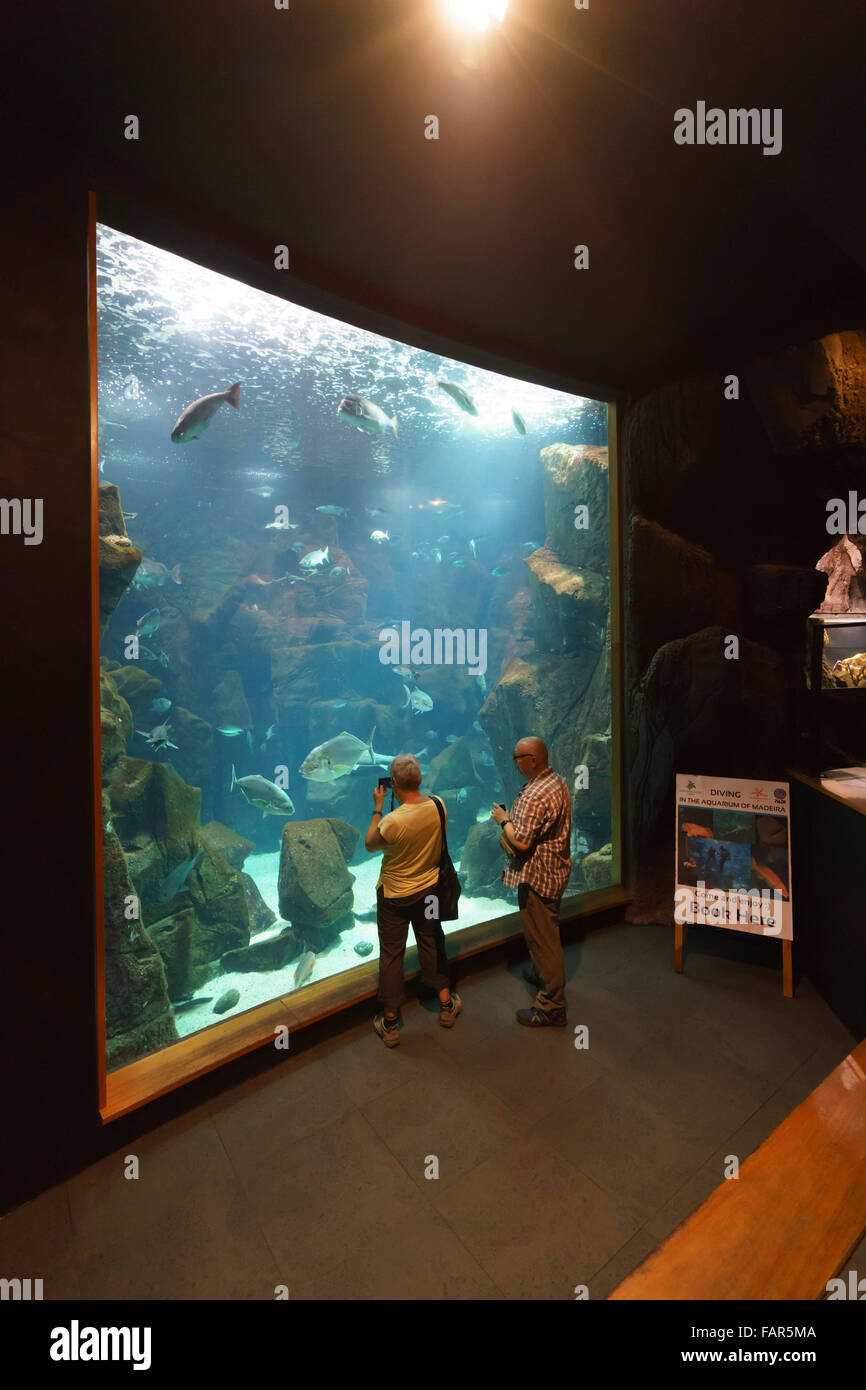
xmin=439 ymin=992 xmax=462 ymax=1027
xmin=374 ymin=1012 xmax=400 ymax=1047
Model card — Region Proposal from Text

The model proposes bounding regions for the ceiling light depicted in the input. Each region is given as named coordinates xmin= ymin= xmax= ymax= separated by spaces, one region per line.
xmin=443 ymin=0 xmax=508 ymax=33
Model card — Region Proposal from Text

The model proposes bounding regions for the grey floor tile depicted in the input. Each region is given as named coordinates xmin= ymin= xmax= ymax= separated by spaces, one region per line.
xmin=450 ymin=1025 xmax=605 ymax=1123
xmin=229 ymin=1107 xmax=424 ymax=1263
xmin=66 ymin=1114 xmax=238 ymax=1245
xmin=544 ymin=1072 xmax=717 ymax=1222
xmin=432 ymin=1132 xmax=643 ymax=1300
xmin=278 ymin=1190 xmax=501 ymax=1300
xmin=48 ymin=1175 xmax=281 ymax=1300
xmin=620 ymin=1018 xmax=778 ymax=1148
xmin=358 ymin=1063 xmax=528 ymax=1194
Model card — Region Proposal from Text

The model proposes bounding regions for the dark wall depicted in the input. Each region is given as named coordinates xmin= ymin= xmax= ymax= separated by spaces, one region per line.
xmin=621 ymin=337 xmax=866 ymax=921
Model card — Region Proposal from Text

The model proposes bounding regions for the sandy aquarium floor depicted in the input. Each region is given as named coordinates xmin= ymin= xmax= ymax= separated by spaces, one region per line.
xmin=171 ymin=851 xmax=516 ymax=1038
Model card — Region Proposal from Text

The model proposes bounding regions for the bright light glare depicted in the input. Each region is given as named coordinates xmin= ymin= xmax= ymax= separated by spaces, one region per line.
xmin=444 ymin=0 xmax=508 ymax=32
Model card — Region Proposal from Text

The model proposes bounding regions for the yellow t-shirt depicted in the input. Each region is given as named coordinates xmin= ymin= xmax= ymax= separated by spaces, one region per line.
xmin=376 ymin=797 xmax=445 ymax=898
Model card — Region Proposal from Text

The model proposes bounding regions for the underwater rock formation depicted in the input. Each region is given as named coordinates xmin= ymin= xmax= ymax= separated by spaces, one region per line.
xmin=98 ymin=484 xmax=142 ymax=635
xmin=426 ymin=737 xmax=479 ymax=793
xmin=102 ymin=793 xmax=178 ymax=1068
xmin=199 ymin=820 xmax=255 ymax=870
xmin=108 ymin=662 xmax=163 ymax=717
xmin=816 ymin=535 xmax=866 ymax=613
xmin=278 ymin=817 xmax=359 ymax=940
xmin=746 ymin=330 xmax=866 ymax=453
xmin=581 ymin=843 xmax=613 ymax=890
xmin=212 ymin=669 xmax=253 ymax=735
xmin=540 ymin=444 xmax=609 ymax=572
xmin=460 ymin=821 xmax=506 ymax=897
xmin=220 ymin=923 xmax=300 ymax=973
xmin=100 ymin=670 xmax=133 ymax=771
xmin=524 ymin=547 xmax=607 ymax=655
xmin=242 ymin=872 xmax=277 ymax=932
xmin=104 ymin=756 xmax=250 ymax=998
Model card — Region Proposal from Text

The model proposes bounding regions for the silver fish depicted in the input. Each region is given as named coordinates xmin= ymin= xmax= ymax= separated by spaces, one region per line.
xmin=132 ymin=558 xmax=182 ymax=588
xmin=300 ymin=727 xmax=377 ymax=783
xmin=337 ymin=393 xmax=398 ymax=438
xmin=171 ymin=382 xmax=240 ymax=442
xmin=136 ymin=608 xmax=160 ymax=637
xmin=299 ymin=545 xmax=329 ymax=569
xmin=231 ymin=765 xmax=295 ymax=817
xmin=511 ymin=408 xmax=527 ymax=435
xmin=431 ymin=377 xmax=478 ymax=416
xmin=139 ymin=721 xmax=178 ymax=750
xmin=294 ymin=950 xmax=316 ymax=987
xmin=403 ymin=684 xmax=433 ymax=714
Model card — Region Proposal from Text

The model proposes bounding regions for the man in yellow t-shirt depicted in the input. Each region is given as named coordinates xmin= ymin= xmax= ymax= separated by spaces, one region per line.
xmin=364 ymin=754 xmax=462 ymax=1046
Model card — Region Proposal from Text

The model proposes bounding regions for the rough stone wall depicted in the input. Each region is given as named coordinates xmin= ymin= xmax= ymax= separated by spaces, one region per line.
xmin=622 ymin=329 xmax=866 ymax=922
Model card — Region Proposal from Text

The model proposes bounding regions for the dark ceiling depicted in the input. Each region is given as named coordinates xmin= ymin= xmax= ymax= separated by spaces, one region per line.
xmin=19 ymin=0 xmax=866 ymax=397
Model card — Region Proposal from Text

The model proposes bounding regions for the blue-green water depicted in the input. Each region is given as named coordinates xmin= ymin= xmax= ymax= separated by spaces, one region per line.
xmin=97 ymin=223 xmax=611 ymax=1065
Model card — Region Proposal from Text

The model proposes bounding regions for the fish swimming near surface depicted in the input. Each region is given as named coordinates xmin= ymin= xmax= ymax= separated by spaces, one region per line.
xmin=316 ymin=505 xmax=348 ymax=516
xmin=132 ymin=558 xmax=182 ymax=588
xmin=402 ymin=684 xmax=434 ymax=714
xmin=158 ymin=849 xmax=204 ymax=902
xmin=171 ymin=382 xmax=240 ymax=442
xmin=370 ymin=530 xmax=390 ymax=544
xmin=231 ymin=765 xmax=295 ymax=816
xmin=299 ymin=545 xmax=329 ymax=570
xmin=136 ymin=608 xmax=161 ymax=637
xmin=511 ymin=408 xmax=527 ymax=435
xmin=294 ymin=950 xmax=316 ymax=988
xmin=392 ymin=666 xmax=415 ymax=679
xmin=451 ymin=559 xmax=466 ymax=568
xmin=337 ymin=393 xmax=398 ymax=438
xmin=138 ymin=721 xmax=178 ymax=750
xmin=246 ymin=486 xmax=274 ymax=498
xmin=428 ymin=375 xmax=479 ymax=416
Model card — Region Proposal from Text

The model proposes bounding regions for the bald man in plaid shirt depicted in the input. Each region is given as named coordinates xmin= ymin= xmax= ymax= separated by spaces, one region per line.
xmin=491 ymin=736 xmax=571 ymax=1027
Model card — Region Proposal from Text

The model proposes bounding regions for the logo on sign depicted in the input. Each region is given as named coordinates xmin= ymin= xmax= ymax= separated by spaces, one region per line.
xmin=774 ymin=788 xmax=787 ymax=801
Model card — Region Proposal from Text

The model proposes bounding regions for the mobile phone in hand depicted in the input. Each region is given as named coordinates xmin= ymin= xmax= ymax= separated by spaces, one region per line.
xmin=378 ymin=777 xmax=393 ymax=790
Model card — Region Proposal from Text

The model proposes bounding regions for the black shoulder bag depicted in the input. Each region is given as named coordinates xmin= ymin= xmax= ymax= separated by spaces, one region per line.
xmin=431 ymin=796 xmax=462 ymax=921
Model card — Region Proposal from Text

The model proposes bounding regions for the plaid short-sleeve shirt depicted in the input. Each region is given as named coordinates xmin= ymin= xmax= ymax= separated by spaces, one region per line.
xmin=502 ymin=768 xmax=572 ymax=898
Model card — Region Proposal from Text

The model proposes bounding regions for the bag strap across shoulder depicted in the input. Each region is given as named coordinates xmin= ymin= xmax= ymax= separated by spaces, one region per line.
xmin=430 ymin=795 xmax=449 ymax=855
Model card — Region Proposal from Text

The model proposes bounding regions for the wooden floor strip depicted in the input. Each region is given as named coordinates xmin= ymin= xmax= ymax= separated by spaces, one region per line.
xmin=610 ymin=1039 xmax=866 ymax=1301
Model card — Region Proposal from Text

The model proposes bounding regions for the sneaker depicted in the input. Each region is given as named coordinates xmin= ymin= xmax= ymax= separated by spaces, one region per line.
xmin=516 ymin=1006 xmax=567 ymax=1028
xmin=439 ymin=992 xmax=462 ymax=1028
xmin=373 ymin=1012 xmax=400 ymax=1047
xmin=522 ymin=963 xmax=543 ymax=988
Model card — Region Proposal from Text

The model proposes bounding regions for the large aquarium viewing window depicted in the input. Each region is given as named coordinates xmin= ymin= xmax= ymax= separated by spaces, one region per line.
xmin=94 ymin=219 xmax=619 ymax=1094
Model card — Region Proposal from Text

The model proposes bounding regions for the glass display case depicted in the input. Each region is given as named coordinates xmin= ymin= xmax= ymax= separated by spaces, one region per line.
xmin=807 ymin=614 xmax=866 ymax=690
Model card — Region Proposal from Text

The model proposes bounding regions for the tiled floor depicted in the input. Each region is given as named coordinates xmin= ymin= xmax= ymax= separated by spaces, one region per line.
xmin=1 ymin=921 xmax=859 ymax=1300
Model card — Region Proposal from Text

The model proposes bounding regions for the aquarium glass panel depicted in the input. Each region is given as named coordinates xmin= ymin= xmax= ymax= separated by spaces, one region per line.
xmin=96 ymin=223 xmax=614 ymax=1071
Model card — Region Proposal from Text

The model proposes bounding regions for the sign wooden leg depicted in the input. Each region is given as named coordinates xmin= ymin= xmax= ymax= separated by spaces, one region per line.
xmin=675 ymin=920 xmax=684 ymax=973
xmin=782 ymin=938 xmax=793 ymax=997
